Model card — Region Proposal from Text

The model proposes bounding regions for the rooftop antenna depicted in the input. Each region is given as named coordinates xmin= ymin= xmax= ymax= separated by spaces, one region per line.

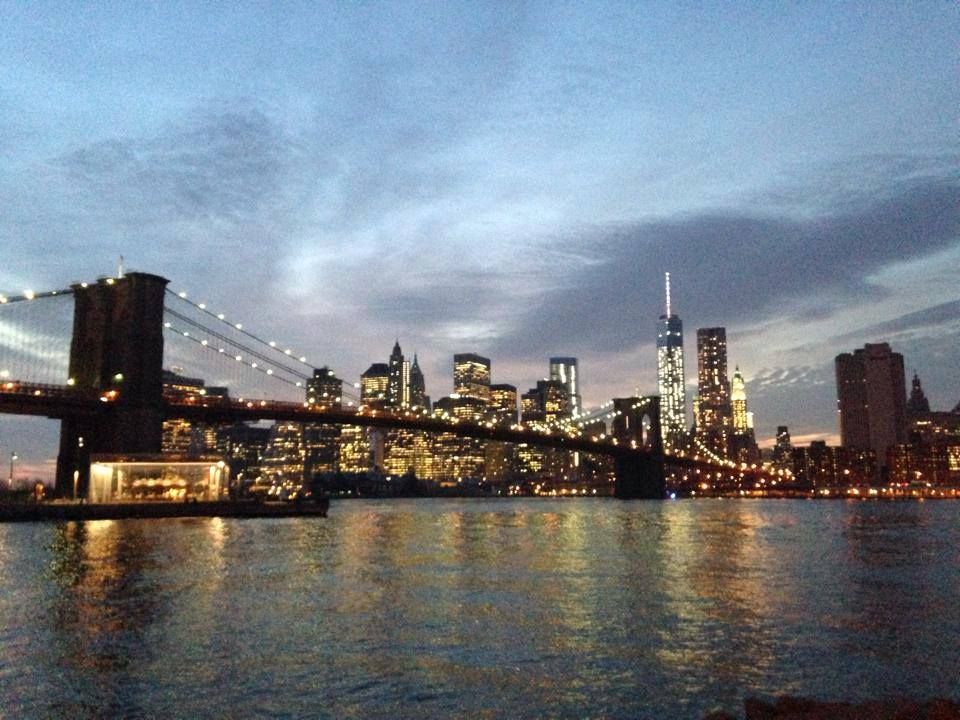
xmin=117 ymin=255 xmax=125 ymax=279
xmin=665 ymin=271 xmax=672 ymax=317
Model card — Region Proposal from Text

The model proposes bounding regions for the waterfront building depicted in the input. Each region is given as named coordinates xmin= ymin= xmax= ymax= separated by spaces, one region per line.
xmin=453 ymin=353 xmax=491 ymax=404
xmin=517 ymin=381 xmax=574 ymax=485
xmin=889 ymin=440 xmax=960 ymax=486
xmin=656 ymin=273 xmax=687 ymax=451
xmin=431 ymin=395 xmax=487 ymax=483
xmin=382 ymin=428 xmax=435 ymax=480
xmin=261 ymin=422 xmax=305 ymax=483
xmin=772 ymin=426 xmax=793 ymax=471
xmin=695 ymin=327 xmax=732 ymax=457
xmin=790 ymin=442 xmax=877 ymax=489
xmin=486 ymin=383 xmax=519 ymax=486
xmin=338 ymin=424 xmax=372 ymax=474
xmin=549 ymin=357 xmax=581 ymax=418
xmin=304 ymin=367 xmax=342 ymax=479
xmin=161 ymin=369 xmax=228 ymax=454
xmin=835 ymin=342 xmax=907 ymax=473
xmin=216 ymin=423 xmax=271 ymax=482
xmin=88 ymin=456 xmax=228 ymax=502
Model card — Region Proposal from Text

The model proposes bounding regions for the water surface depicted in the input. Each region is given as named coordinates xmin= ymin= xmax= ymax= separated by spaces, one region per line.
xmin=1 ymin=499 xmax=958 ymax=718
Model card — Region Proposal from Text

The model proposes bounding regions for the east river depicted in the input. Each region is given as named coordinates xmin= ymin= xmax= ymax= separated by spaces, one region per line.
xmin=1 ymin=499 xmax=958 ymax=719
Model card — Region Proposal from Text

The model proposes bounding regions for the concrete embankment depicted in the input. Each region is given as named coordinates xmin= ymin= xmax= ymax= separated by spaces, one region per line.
xmin=0 ymin=499 xmax=329 ymax=522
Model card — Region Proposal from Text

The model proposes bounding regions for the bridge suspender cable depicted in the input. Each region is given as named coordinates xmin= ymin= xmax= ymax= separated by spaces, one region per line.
xmin=163 ymin=287 xmax=362 ymax=405
xmin=162 ymin=316 xmax=308 ymax=390
xmin=162 ymin=307 xmax=311 ymax=382
xmin=164 ymin=289 xmax=314 ymax=370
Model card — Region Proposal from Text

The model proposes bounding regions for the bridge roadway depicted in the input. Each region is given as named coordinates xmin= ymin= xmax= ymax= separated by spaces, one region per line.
xmin=0 ymin=380 xmax=650 ymax=457
xmin=166 ymin=397 xmax=655 ymax=460
xmin=0 ymin=381 xmax=776 ymax=483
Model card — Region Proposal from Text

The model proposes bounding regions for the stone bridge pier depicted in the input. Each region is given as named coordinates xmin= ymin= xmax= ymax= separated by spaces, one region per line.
xmin=55 ymin=273 xmax=169 ymax=497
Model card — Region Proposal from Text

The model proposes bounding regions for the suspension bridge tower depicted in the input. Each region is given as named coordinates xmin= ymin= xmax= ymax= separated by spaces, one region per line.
xmin=55 ymin=272 xmax=169 ymax=497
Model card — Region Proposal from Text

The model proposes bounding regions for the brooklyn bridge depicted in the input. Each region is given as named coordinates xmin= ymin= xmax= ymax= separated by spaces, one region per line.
xmin=0 ymin=272 xmax=780 ymax=499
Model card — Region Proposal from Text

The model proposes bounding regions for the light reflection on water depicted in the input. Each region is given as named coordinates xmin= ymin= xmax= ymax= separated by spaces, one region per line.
xmin=1 ymin=499 xmax=959 ymax=718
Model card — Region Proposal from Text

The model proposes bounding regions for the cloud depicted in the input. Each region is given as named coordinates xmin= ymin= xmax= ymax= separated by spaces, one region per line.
xmin=826 ymin=299 xmax=960 ymax=348
xmin=489 ymin=170 xmax=959 ymax=357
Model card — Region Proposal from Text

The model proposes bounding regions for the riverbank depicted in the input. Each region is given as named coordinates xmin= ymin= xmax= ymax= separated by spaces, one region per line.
xmin=0 ymin=498 xmax=329 ymax=522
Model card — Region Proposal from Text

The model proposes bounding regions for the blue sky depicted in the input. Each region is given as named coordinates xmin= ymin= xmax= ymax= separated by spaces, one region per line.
xmin=1 ymin=1 xmax=958 ymax=479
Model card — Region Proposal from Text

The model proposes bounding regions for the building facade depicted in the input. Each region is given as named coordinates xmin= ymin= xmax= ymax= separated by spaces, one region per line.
xmin=549 ymin=357 xmax=581 ymax=418
xmin=453 ymin=353 xmax=491 ymax=404
xmin=656 ymin=273 xmax=687 ymax=451
xmin=388 ymin=341 xmax=410 ymax=408
xmin=695 ymin=327 xmax=732 ymax=457
xmin=835 ymin=342 xmax=907 ymax=473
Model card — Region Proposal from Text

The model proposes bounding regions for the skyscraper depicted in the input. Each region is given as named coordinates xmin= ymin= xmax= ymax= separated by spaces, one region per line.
xmin=549 ymin=357 xmax=581 ymax=417
xmin=729 ymin=366 xmax=759 ymax=462
xmin=773 ymin=426 xmax=792 ymax=471
xmin=361 ymin=363 xmax=390 ymax=408
xmin=695 ymin=326 xmax=732 ymax=457
xmin=388 ymin=340 xmax=410 ymax=408
xmin=304 ymin=367 xmax=342 ymax=477
xmin=731 ymin=367 xmax=748 ymax=433
xmin=835 ymin=342 xmax=907 ymax=472
xmin=656 ymin=273 xmax=686 ymax=450
xmin=409 ymin=353 xmax=428 ymax=409
xmin=306 ymin=366 xmax=342 ymax=409
xmin=489 ymin=384 xmax=519 ymax=424
xmin=453 ymin=353 xmax=491 ymax=404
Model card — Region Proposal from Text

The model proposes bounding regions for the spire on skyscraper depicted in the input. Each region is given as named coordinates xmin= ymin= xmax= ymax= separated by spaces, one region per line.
xmin=665 ymin=271 xmax=672 ymax=317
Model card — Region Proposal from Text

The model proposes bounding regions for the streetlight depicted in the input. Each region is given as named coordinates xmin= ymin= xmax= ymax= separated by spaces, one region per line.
xmin=8 ymin=452 xmax=17 ymax=490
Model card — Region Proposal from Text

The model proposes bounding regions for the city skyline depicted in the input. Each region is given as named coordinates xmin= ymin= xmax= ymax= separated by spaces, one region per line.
xmin=1 ymin=3 xmax=959 ymax=476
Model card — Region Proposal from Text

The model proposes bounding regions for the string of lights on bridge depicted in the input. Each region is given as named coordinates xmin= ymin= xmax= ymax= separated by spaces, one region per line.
xmin=0 ymin=288 xmax=73 ymax=304
xmin=164 ymin=288 xmax=362 ymax=404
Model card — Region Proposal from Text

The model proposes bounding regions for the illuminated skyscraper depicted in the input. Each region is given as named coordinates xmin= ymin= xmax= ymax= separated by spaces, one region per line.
xmin=453 ymin=353 xmax=491 ymax=404
xmin=695 ymin=326 xmax=732 ymax=457
xmin=306 ymin=367 xmax=342 ymax=409
xmin=489 ymin=384 xmax=519 ymax=424
xmin=549 ymin=357 xmax=581 ymax=417
xmin=304 ymin=367 xmax=342 ymax=478
xmin=656 ymin=273 xmax=687 ymax=450
xmin=361 ymin=363 xmax=390 ymax=408
xmin=729 ymin=366 xmax=759 ymax=462
xmin=731 ymin=367 xmax=748 ymax=433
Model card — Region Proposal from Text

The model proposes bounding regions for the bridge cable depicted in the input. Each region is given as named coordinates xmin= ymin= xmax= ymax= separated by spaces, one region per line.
xmin=163 ymin=307 xmax=311 ymax=381
xmin=162 ymin=317 xmax=308 ymax=391
xmin=165 ymin=289 xmax=315 ymax=371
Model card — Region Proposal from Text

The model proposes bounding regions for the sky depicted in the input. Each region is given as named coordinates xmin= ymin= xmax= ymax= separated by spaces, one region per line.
xmin=1 ymin=1 xmax=958 ymax=480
